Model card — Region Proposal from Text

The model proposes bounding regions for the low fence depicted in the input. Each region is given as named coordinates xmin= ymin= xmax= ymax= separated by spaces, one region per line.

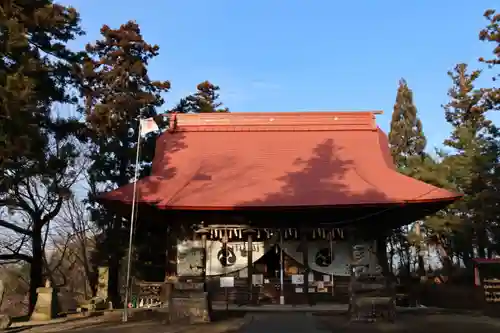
xmin=129 ymin=278 xmax=487 ymax=312
xmin=420 ymin=284 xmax=483 ymax=310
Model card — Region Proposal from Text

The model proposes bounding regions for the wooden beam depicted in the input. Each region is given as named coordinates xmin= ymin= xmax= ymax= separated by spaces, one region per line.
xmin=247 ymin=232 xmax=254 ymax=304
xmin=301 ymin=230 xmax=311 ymax=305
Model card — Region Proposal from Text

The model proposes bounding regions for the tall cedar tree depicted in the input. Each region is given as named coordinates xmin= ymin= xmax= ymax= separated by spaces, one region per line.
xmin=431 ymin=64 xmax=497 ymax=270
xmin=388 ymin=79 xmax=426 ymax=168
xmin=479 ymin=8 xmax=500 ymax=259
xmin=80 ymin=21 xmax=170 ymax=306
xmin=479 ymin=9 xmax=500 ymax=109
xmin=0 ymin=0 xmax=84 ymax=311
xmin=172 ymin=81 xmax=229 ymax=113
xmin=380 ymin=79 xmax=427 ymax=276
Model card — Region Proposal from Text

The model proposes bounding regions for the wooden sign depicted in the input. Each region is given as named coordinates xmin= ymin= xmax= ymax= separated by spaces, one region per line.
xmin=220 ymin=276 xmax=234 ymax=288
xmin=292 ymin=274 xmax=304 ymax=285
xmin=474 ymin=259 xmax=500 ymax=317
xmin=483 ymin=279 xmax=500 ymax=303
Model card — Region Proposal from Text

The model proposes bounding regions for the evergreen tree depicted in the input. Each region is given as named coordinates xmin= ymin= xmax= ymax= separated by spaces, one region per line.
xmin=173 ymin=81 xmax=229 ymax=113
xmin=0 ymin=0 xmax=84 ymax=311
xmin=0 ymin=1 xmax=84 ymax=170
xmin=387 ymin=79 xmax=428 ymax=276
xmin=479 ymin=9 xmax=500 ymax=109
xmin=388 ymin=79 xmax=426 ymax=170
xmin=79 ymin=21 xmax=170 ymax=306
xmin=478 ymin=7 xmax=500 ymax=262
xmin=430 ymin=63 xmax=497 ymax=270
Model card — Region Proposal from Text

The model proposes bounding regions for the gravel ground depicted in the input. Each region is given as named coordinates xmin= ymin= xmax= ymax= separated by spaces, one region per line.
xmin=11 ymin=311 xmax=500 ymax=333
xmin=14 ymin=315 xmax=246 ymax=333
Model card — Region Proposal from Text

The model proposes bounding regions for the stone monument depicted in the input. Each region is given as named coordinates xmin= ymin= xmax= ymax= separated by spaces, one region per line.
xmin=30 ymin=279 xmax=59 ymax=321
xmin=97 ymin=266 xmax=109 ymax=302
xmin=349 ymin=243 xmax=396 ymax=322
xmin=169 ymin=281 xmax=211 ymax=324
xmin=0 ymin=280 xmax=12 ymax=330
xmin=78 ymin=267 xmax=110 ymax=313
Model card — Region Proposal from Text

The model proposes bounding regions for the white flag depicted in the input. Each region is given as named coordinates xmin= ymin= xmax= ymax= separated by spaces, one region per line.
xmin=139 ymin=118 xmax=159 ymax=136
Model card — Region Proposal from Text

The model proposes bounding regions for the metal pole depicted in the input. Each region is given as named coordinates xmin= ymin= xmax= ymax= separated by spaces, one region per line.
xmin=122 ymin=122 xmax=142 ymax=322
xmin=279 ymin=229 xmax=285 ymax=305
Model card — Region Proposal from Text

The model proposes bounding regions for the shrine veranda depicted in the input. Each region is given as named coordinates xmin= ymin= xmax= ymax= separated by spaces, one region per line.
xmin=170 ymin=224 xmax=378 ymax=305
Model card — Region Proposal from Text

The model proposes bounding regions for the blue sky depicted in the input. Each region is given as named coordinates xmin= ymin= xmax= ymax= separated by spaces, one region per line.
xmin=64 ymin=0 xmax=499 ymax=150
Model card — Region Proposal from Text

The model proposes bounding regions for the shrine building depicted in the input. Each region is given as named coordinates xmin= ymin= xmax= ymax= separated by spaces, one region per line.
xmin=100 ymin=111 xmax=461 ymax=305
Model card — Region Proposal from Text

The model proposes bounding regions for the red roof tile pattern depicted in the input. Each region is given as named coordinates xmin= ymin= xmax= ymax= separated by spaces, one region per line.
xmin=102 ymin=112 xmax=461 ymax=210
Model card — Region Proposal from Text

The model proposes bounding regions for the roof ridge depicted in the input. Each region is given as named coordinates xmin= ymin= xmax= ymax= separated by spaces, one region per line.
xmin=172 ymin=111 xmax=381 ymax=132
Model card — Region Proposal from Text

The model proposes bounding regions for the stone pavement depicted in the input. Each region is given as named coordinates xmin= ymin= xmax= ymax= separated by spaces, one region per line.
xmin=211 ymin=303 xmax=348 ymax=312
xmin=239 ymin=312 xmax=500 ymax=333
xmin=211 ymin=303 xmax=485 ymax=317
xmin=239 ymin=313 xmax=328 ymax=333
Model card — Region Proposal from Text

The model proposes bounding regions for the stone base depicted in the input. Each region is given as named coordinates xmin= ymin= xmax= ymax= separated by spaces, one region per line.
xmin=0 ymin=314 xmax=11 ymax=330
xmin=30 ymin=287 xmax=58 ymax=321
xmin=169 ymin=292 xmax=211 ymax=324
xmin=129 ymin=308 xmax=170 ymax=323
xmin=78 ymin=296 xmax=108 ymax=312
xmin=350 ymin=297 xmax=396 ymax=323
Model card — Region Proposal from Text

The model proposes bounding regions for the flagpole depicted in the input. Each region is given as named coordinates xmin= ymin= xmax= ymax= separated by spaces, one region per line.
xmin=122 ymin=121 xmax=142 ymax=322
xmin=330 ymin=232 xmax=334 ymax=296
xmin=279 ymin=229 xmax=284 ymax=305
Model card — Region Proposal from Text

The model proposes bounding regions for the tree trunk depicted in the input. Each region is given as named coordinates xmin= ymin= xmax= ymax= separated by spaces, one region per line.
xmin=79 ymin=240 xmax=97 ymax=297
xmin=375 ymin=235 xmax=390 ymax=276
xmin=487 ymin=248 xmax=493 ymax=259
xmin=29 ymin=224 xmax=44 ymax=314
xmin=107 ymin=252 xmax=121 ymax=307
xmin=416 ymin=244 xmax=426 ymax=277
xmin=389 ymin=241 xmax=394 ymax=272
xmin=107 ymin=219 xmax=123 ymax=307
xmin=404 ymin=245 xmax=411 ymax=277
xmin=438 ymin=244 xmax=453 ymax=276
xmin=476 ymin=227 xmax=487 ymax=259
xmin=462 ymin=250 xmax=473 ymax=271
xmin=165 ymin=231 xmax=177 ymax=277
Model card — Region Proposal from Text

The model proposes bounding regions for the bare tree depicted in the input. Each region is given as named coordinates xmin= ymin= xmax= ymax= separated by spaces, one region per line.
xmin=45 ymin=197 xmax=98 ymax=299
xmin=0 ymin=135 xmax=89 ymax=311
xmin=0 ymin=263 xmax=30 ymax=316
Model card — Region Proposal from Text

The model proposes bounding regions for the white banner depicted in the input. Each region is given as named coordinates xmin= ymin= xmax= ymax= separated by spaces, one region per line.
xmin=177 ymin=239 xmax=378 ymax=277
xmin=177 ymin=240 xmax=269 ymax=276
xmin=280 ymin=241 xmax=377 ymax=276
xmin=177 ymin=240 xmax=204 ymax=276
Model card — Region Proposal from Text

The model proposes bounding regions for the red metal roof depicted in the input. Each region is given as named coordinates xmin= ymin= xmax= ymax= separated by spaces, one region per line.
xmin=101 ymin=112 xmax=461 ymax=210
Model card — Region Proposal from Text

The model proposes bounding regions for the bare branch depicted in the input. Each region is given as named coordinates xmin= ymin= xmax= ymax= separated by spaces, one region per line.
xmin=41 ymin=197 xmax=64 ymax=225
xmin=0 ymin=219 xmax=33 ymax=236
xmin=0 ymin=253 xmax=32 ymax=263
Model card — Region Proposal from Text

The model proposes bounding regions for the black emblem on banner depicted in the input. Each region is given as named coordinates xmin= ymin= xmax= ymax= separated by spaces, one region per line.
xmin=217 ymin=247 xmax=237 ymax=267
xmin=315 ymin=248 xmax=333 ymax=267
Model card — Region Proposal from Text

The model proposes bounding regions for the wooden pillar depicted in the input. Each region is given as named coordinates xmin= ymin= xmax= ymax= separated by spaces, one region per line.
xmin=246 ymin=231 xmax=254 ymax=304
xmin=201 ymin=233 xmax=207 ymax=291
xmin=165 ymin=228 xmax=177 ymax=279
xmin=301 ymin=229 xmax=311 ymax=305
